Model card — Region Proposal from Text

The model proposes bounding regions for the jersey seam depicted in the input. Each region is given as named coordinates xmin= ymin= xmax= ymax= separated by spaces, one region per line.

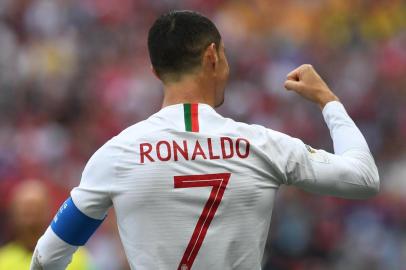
xmin=110 ymin=143 xmax=126 ymax=200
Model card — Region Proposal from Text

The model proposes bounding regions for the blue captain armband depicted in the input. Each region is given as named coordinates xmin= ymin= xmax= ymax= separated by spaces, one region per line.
xmin=51 ymin=197 xmax=105 ymax=246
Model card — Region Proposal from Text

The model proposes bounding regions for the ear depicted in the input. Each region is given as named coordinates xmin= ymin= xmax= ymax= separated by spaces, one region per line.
xmin=202 ymin=43 xmax=219 ymax=71
xmin=151 ymin=65 xmax=161 ymax=80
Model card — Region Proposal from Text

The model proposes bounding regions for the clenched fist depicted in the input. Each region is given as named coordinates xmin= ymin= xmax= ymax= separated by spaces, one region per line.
xmin=284 ymin=64 xmax=339 ymax=109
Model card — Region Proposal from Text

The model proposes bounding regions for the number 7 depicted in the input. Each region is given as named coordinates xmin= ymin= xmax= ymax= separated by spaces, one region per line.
xmin=174 ymin=173 xmax=231 ymax=270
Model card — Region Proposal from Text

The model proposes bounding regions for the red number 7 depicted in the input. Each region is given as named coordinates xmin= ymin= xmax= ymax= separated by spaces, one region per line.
xmin=174 ymin=173 xmax=231 ymax=270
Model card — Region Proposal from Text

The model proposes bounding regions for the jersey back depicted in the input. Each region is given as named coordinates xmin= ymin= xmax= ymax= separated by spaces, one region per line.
xmin=72 ymin=103 xmax=285 ymax=270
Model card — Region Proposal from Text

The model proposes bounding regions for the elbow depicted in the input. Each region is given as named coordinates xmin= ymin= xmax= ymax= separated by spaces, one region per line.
xmin=341 ymin=150 xmax=381 ymax=199
xmin=347 ymin=179 xmax=379 ymax=200
xmin=369 ymin=168 xmax=380 ymax=196
xmin=360 ymin=166 xmax=380 ymax=199
xmin=364 ymin=178 xmax=380 ymax=198
xmin=38 ymin=254 xmax=55 ymax=268
xmin=340 ymin=163 xmax=380 ymax=200
xmin=32 ymin=250 xmax=68 ymax=270
xmin=31 ymin=249 xmax=53 ymax=270
xmin=31 ymin=249 xmax=47 ymax=270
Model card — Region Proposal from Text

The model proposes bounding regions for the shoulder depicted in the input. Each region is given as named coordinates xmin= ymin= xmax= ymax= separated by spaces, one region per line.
xmin=84 ymin=116 xmax=162 ymax=172
xmin=213 ymin=114 xmax=265 ymax=136
xmin=218 ymin=116 xmax=294 ymax=145
xmin=110 ymin=115 xmax=163 ymax=146
xmin=217 ymin=116 xmax=308 ymax=166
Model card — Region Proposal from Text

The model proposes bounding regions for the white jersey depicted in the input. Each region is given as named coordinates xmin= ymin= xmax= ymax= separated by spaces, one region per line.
xmin=31 ymin=101 xmax=379 ymax=270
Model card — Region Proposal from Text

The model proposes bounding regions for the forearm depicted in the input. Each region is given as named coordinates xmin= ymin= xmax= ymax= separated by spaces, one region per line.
xmin=30 ymin=227 xmax=78 ymax=270
xmin=303 ymin=101 xmax=379 ymax=198
xmin=30 ymin=196 xmax=105 ymax=269
xmin=323 ymin=101 xmax=369 ymax=154
xmin=323 ymin=101 xmax=379 ymax=184
xmin=287 ymin=101 xmax=379 ymax=199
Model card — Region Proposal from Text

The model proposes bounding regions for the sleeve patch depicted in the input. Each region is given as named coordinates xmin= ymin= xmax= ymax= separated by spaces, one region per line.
xmin=305 ymin=144 xmax=316 ymax=153
xmin=308 ymin=149 xmax=330 ymax=164
xmin=51 ymin=197 xmax=105 ymax=246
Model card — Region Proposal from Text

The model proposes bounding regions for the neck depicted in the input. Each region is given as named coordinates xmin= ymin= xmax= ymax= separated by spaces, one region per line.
xmin=162 ymin=75 xmax=215 ymax=108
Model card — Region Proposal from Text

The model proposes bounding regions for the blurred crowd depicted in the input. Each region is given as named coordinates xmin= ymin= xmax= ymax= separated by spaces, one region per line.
xmin=0 ymin=0 xmax=405 ymax=269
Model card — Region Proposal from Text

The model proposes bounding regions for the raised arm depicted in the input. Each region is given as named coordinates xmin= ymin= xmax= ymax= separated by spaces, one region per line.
xmin=276 ymin=64 xmax=379 ymax=198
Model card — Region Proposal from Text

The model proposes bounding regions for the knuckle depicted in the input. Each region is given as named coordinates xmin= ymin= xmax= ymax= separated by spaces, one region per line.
xmin=304 ymin=64 xmax=313 ymax=69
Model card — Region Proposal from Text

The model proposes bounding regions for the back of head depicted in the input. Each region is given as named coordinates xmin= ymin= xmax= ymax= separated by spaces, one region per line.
xmin=9 ymin=179 xmax=50 ymax=250
xmin=148 ymin=10 xmax=221 ymax=82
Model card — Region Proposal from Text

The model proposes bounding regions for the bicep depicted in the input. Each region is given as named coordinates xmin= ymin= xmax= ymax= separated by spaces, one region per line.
xmin=49 ymin=141 xmax=118 ymax=245
xmin=284 ymin=139 xmax=379 ymax=199
xmin=51 ymin=197 xmax=106 ymax=246
xmin=54 ymin=140 xmax=120 ymax=240
xmin=70 ymin=140 xmax=120 ymax=219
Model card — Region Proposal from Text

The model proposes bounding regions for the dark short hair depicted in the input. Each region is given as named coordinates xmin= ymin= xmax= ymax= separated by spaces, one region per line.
xmin=148 ymin=10 xmax=221 ymax=81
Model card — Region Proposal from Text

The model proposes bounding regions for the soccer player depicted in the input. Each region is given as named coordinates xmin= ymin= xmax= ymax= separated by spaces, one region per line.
xmin=30 ymin=10 xmax=379 ymax=270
